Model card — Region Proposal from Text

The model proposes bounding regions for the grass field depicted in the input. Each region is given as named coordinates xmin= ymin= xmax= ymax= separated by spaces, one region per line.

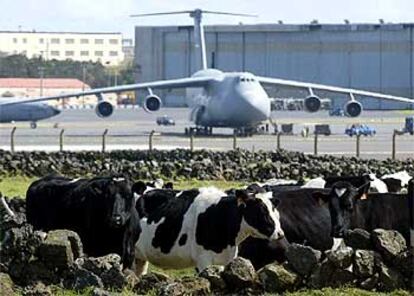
xmin=0 ymin=176 xmax=246 ymax=198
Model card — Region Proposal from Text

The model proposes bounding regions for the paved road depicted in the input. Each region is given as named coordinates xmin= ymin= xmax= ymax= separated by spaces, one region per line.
xmin=0 ymin=108 xmax=413 ymax=160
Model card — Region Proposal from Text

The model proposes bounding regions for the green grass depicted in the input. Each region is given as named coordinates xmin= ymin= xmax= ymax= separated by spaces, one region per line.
xmin=0 ymin=175 xmax=36 ymax=197
xmin=0 ymin=176 xmax=246 ymax=198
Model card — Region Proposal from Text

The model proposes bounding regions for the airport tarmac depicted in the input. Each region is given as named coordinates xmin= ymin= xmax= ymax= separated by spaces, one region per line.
xmin=0 ymin=108 xmax=413 ymax=160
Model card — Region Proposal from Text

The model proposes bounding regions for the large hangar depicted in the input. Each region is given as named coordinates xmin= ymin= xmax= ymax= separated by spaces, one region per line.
xmin=134 ymin=23 xmax=414 ymax=109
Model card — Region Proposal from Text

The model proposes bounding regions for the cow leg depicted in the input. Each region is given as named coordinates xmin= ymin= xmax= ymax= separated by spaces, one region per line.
xmin=134 ymin=258 xmax=148 ymax=277
xmin=122 ymin=230 xmax=135 ymax=270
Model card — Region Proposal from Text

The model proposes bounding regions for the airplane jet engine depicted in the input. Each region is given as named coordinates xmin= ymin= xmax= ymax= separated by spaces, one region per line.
xmin=143 ymin=95 xmax=162 ymax=113
xmin=304 ymin=95 xmax=321 ymax=112
xmin=95 ymin=101 xmax=114 ymax=118
xmin=344 ymin=101 xmax=363 ymax=117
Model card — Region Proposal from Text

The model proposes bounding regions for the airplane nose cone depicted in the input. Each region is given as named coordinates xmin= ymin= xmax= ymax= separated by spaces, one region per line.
xmin=243 ymin=94 xmax=270 ymax=122
xmin=52 ymin=107 xmax=61 ymax=116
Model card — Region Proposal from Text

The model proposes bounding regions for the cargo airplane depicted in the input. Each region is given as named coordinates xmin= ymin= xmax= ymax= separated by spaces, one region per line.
xmin=2 ymin=9 xmax=413 ymax=134
xmin=0 ymin=98 xmax=61 ymax=128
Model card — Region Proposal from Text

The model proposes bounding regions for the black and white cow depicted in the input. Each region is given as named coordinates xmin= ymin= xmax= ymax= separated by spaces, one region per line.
xmin=239 ymin=181 xmax=370 ymax=269
xmin=381 ymin=171 xmax=412 ymax=193
xmin=302 ymin=174 xmax=388 ymax=193
xmin=133 ymin=187 xmax=284 ymax=275
xmin=314 ymin=180 xmax=412 ymax=242
xmin=26 ymin=175 xmax=140 ymax=269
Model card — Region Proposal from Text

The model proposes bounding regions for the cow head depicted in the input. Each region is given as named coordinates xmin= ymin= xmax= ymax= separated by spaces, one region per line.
xmin=236 ymin=189 xmax=284 ymax=241
xmin=313 ymin=181 xmax=370 ymax=237
xmin=93 ymin=177 xmax=135 ymax=228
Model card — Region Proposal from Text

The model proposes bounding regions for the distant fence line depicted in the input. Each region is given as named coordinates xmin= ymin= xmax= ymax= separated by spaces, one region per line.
xmin=5 ymin=127 xmax=412 ymax=160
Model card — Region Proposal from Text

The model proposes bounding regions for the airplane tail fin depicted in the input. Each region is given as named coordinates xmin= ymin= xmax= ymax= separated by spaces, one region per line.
xmin=131 ymin=9 xmax=256 ymax=71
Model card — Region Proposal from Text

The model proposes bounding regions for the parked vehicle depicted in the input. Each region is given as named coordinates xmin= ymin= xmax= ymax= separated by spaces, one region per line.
xmin=314 ymin=124 xmax=331 ymax=136
xmin=345 ymin=124 xmax=376 ymax=137
xmin=156 ymin=115 xmax=175 ymax=126
xmin=402 ymin=116 xmax=414 ymax=135
xmin=329 ymin=108 xmax=345 ymax=116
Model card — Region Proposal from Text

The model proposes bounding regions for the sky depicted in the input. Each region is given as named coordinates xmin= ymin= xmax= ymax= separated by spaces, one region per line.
xmin=0 ymin=0 xmax=413 ymax=39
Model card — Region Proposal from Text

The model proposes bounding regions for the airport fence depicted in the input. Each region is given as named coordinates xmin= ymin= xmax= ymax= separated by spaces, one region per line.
xmin=4 ymin=127 xmax=413 ymax=160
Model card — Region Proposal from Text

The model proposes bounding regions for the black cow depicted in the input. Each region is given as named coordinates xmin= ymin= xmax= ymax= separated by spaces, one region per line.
xmin=314 ymin=180 xmax=412 ymax=242
xmin=324 ymin=175 xmax=371 ymax=188
xmin=26 ymin=175 xmax=140 ymax=269
xmin=239 ymin=181 xmax=369 ymax=269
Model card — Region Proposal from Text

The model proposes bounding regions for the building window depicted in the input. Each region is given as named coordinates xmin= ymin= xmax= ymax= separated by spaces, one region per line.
xmin=109 ymin=39 xmax=118 ymax=45
xmin=95 ymin=39 xmax=104 ymax=44
xmin=13 ymin=38 xmax=18 ymax=43
xmin=51 ymin=38 xmax=60 ymax=44
xmin=80 ymin=38 xmax=89 ymax=44
xmin=51 ymin=51 xmax=60 ymax=56
xmin=65 ymin=38 xmax=75 ymax=44
xmin=39 ymin=38 xmax=44 ymax=44
xmin=23 ymin=38 xmax=27 ymax=43
xmin=65 ymin=51 xmax=74 ymax=57
xmin=95 ymin=51 xmax=103 ymax=57
xmin=80 ymin=51 xmax=89 ymax=56
xmin=109 ymin=51 xmax=118 ymax=57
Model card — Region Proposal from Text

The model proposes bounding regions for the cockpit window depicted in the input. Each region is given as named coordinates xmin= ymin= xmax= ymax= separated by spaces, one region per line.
xmin=239 ymin=77 xmax=255 ymax=83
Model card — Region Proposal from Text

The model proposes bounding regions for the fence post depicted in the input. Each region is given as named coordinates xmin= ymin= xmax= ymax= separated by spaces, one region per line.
xmin=190 ymin=133 xmax=194 ymax=152
xmin=10 ymin=127 xmax=16 ymax=153
xmin=392 ymin=129 xmax=397 ymax=160
xmin=59 ymin=129 xmax=65 ymax=152
xmin=233 ymin=133 xmax=237 ymax=150
xmin=277 ymin=132 xmax=281 ymax=150
xmin=314 ymin=133 xmax=318 ymax=155
xmin=356 ymin=134 xmax=361 ymax=157
xmin=102 ymin=129 xmax=108 ymax=153
xmin=149 ymin=130 xmax=155 ymax=151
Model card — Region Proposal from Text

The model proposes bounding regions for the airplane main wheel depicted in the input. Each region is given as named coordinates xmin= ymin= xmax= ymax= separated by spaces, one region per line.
xmin=30 ymin=122 xmax=37 ymax=129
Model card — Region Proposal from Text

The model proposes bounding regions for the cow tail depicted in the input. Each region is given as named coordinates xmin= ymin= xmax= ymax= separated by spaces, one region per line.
xmin=0 ymin=195 xmax=15 ymax=217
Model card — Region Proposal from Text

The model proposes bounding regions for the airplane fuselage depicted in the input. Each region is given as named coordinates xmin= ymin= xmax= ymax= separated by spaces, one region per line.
xmin=186 ymin=69 xmax=271 ymax=127
xmin=0 ymin=101 xmax=60 ymax=123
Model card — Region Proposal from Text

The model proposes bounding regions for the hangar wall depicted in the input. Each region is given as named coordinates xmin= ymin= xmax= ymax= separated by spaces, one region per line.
xmin=135 ymin=23 xmax=414 ymax=109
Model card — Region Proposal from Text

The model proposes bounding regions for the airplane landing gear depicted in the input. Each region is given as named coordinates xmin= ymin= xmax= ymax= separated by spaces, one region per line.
xmin=30 ymin=122 xmax=37 ymax=129
xmin=185 ymin=126 xmax=213 ymax=136
xmin=233 ymin=127 xmax=255 ymax=137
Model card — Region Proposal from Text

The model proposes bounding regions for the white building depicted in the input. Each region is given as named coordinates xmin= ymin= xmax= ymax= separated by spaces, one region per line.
xmin=0 ymin=31 xmax=125 ymax=66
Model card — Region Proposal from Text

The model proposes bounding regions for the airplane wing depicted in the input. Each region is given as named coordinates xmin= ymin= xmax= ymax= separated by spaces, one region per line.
xmin=257 ymin=76 xmax=414 ymax=104
xmin=0 ymin=76 xmax=215 ymax=106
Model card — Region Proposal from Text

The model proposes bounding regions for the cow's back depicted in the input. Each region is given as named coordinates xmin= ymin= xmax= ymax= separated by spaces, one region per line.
xmin=26 ymin=176 xmax=85 ymax=230
xmin=325 ymin=175 xmax=370 ymax=188
xmin=356 ymin=193 xmax=409 ymax=240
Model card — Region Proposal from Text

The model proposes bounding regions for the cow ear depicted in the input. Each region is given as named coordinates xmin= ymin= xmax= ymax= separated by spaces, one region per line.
xmin=132 ymin=181 xmax=147 ymax=195
xmin=164 ymin=182 xmax=174 ymax=190
xmin=356 ymin=182 xmax=370 ymax=200
xmin=312 ymin=191 xmax=330 ymax=206
xmin=235 ymin=189 xmax=252 ymax=207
